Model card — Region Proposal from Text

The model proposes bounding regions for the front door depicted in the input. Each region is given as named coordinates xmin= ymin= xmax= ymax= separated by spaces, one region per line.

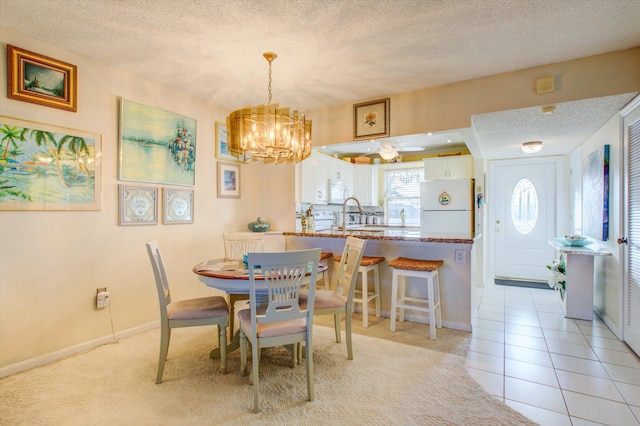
xmin=490 ymin=158 xmax=561 ymax=281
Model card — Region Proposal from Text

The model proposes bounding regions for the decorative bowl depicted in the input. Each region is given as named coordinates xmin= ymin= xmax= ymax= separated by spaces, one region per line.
xmin=553 ymin=237 xmax=593 ymax=247
xmin=247 ymin=217 xmax=270 ymax=232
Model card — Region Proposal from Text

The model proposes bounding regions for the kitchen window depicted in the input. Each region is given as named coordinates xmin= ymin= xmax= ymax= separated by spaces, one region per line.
xmin=383 ymin=167 xmax=424 ymax=226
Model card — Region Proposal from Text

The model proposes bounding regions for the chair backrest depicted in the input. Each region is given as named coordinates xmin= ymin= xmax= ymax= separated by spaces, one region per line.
xmin=146 ymin=240 xmax=170 ymax=319
xmin=223 ymin=233 xmax=265 ymax=260
xmin=246 ymin=248 xmax=322 ymax=331
xmin=335 ymin=237 xmax=367 ymax=304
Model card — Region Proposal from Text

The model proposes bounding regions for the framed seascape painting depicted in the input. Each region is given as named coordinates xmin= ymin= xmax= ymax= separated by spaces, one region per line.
xmin=353 ymin=98 xmax=390 ymax=140
xmin=163 ymin=188 xmax=194 ymax=224
xmin=118 ymin=185 xmax=158 ymax=226
xmin=119 ymin=98 xmax=196 ymax=186
xmin=583 ymin=144 xmax=610 ymax=241
xmin=217 ymin=162 xmax=240 ymax=199
xmin=215 ymin=121 xmax=238 ymax=162
xmin=7 ymin=45 xmax=78 ymax=112
xmin=0 ymin=116 xmax=101 ymax=210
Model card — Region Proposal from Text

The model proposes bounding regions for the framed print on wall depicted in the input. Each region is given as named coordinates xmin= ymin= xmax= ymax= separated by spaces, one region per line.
xmin=0 ymin=115 xmax=101 ymax=211
xmin=119 ymin=98 xmax=196 ymax=186
xmin=353 ymin=98 xmax=390 ymax=140
xmin=118 ymin=185 xmax=158 ymax=225
xmin=583 ymin=144 xmax=610 ymax=241
xmin=217 ymin=162 xmax=241 ymax=199
xmin=7 ymin=45 xmax=78 ymax=112
xmin=215 ymin=121 xmax=239 ymax=162
xmin=163 ymin=188 xmax=194 ymax=224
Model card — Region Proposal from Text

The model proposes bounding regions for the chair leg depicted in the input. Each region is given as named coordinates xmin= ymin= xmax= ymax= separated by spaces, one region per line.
xmin=156 ymin=326 xmax=170 ymax=384
xmin=390 ymin=270 xmax=398 ymax=332
xmin=219 ymin=324 xmax=227 ymax=374
xmin=305 ymin=333 xmax=314 ymax=402
xmin=361 ymin=267 xmax=369 ymax=328
xmin=333 ymin=313 xmax=341 ymax=343
xmin=252 ymin=338 xmax=261 ymax=413
xmin=239 ymin=330 xmax=248 ymax=376
xmin=345 ymin=309 xmax=353 ymax=360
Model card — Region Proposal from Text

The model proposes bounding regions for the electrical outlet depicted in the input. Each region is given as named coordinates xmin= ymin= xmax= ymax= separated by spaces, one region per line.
xmin=455 ymin=250 xmax=465 ymax=264
xmin=96 ymin=287 xmax=109 ymax=309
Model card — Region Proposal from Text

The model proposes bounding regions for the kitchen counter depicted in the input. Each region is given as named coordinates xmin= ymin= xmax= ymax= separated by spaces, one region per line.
xmin=283 ymin=225 xmax=475 ymax=244
xmin=285 ymin=230 xmax=483 ymax=332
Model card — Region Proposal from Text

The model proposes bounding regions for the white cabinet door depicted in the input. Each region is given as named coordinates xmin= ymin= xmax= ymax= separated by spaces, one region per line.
xmin=298 ymin=151 xmax=328 ymax=204
xmin=424 ymin=156 xmax=473 ymax=180
xmin=353 ymin=164 xmax=372 ymax=205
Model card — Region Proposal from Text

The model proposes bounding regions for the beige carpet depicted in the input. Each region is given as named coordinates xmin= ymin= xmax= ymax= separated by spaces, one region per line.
xmin=0 ymin=324 xmax=536 ymax=425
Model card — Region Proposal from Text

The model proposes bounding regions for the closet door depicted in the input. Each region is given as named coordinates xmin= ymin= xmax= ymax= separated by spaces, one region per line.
xmin=622 ymin=96 xmax=640 ymax=355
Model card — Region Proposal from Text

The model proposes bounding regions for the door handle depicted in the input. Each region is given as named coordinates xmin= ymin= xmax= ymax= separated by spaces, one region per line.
xmin=617 ymin=237 xmax=628 ymax=245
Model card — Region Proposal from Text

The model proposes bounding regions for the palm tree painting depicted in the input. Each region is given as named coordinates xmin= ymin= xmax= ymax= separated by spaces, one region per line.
xmin=0 ymin=116 xmax=101 ymax=210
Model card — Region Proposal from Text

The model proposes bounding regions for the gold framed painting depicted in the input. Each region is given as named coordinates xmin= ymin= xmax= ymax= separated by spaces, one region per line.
xmin=217 ymin=162 xmax=241 ymax=199
xmin=7 ymin=45 xmax=78 ymax=112
xmin=353 ymin=98 xmax=390 ymax=140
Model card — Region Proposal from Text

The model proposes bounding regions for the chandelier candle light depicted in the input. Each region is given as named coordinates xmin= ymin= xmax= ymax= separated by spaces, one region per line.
xmin=226 ymin=52 xmax=312 ymax=163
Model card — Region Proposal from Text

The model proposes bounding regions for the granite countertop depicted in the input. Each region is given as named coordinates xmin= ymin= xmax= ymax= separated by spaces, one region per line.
xmin=283 ymin=225 xmax=476 ymax=244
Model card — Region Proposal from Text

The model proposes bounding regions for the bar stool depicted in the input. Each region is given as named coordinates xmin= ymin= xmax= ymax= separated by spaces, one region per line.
xmin=388 ymin=257 xmax=444 ymax=340
xmin=333 ymin=255 xmax=385 ymax=327
xmin=319 ymin=251 xmax=333 ymax=289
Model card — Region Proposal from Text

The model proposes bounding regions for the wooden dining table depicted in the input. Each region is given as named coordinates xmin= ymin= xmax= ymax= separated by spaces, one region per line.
xmin=193 ymin=258 xmax=328 ymax=358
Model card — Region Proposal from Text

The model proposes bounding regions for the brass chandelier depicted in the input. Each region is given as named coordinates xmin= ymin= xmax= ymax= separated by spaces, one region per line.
xmin=226 ymin=52 xmax=312 ymax=163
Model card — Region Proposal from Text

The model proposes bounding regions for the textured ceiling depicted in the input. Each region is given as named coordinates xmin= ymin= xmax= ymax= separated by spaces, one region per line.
xmin=1 ymin=0 xmax=639 ymax=159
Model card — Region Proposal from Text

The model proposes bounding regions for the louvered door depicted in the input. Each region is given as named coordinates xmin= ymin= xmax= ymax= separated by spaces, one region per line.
xmin=623 ymin=96 xmax=640 ymax=355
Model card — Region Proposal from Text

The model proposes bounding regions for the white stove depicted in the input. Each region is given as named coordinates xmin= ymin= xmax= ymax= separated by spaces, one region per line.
xmin=313 ymin=210 xmax=334 ymax=231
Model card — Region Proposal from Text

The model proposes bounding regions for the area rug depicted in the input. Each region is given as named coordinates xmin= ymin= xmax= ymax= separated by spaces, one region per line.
xmin=495 ymin=278 xmax=552 ymax=290
xmin=0 ymin=326 xmax=535 ymax=425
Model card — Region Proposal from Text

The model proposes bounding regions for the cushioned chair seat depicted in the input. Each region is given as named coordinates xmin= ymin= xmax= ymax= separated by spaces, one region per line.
xmin=237 ymin=307 xmax=307 ymax=338
xmin=167 ymin=296 xmax=230 ymax=320
xmin=300 ymin=289 xmax=346 ymax=310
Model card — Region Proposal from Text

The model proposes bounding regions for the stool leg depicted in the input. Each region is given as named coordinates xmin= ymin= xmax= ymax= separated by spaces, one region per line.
xmin=398 ymin=275 xmax=406 ymax=323
xmin=373 ymin=265 xmax=381 ymax=318
xmin=361 ymin=267 xmax=369 ymax=328
xmin=435 ymin=271 xmax=442 ymax=329
xmin=390 ymin=269 xmax=398 ymax=332
xmin=427 ymin=275 xmax=436 ymax=340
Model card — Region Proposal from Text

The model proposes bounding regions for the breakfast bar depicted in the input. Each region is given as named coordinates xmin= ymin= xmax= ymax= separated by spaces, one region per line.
xmin=284 ymin=226 xmax=482 ymax=332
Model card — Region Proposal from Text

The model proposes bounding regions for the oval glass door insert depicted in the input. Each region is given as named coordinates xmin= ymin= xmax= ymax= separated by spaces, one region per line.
xmin=511 ymin=178 xmax=538 ymax=234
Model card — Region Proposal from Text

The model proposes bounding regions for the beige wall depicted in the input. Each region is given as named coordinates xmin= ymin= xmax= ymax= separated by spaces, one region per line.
xmin=1 ymin=26 xmax=638 ymax=373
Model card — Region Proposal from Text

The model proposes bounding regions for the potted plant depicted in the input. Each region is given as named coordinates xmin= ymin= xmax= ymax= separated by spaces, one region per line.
xmin=547 ymin=255 xmax=566 ymax=300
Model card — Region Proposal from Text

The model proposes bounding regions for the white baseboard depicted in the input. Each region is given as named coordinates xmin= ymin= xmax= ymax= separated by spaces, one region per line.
xmin=0 ymin=320 xmax=159 ymax=379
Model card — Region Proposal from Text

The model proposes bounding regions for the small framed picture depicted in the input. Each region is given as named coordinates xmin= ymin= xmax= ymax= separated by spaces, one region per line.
xmin=353 ymin=98 xmax=390 ymax=140
xmin=217 ymin=162 xmax=241 ymax=199
xmin=118 ymin=185 xmax=158 ymax=226
xmin=163 ymin=188 xmax=194 ymax=224
xmin=7 ymin=45 xmax=78 ymax=112
xmin=215 ymin=121 xmax=240 ymax=162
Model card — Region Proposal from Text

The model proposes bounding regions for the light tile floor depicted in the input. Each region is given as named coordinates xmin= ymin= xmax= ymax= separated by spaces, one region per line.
xmin=466 ymin=282 xmax=640 ymax=425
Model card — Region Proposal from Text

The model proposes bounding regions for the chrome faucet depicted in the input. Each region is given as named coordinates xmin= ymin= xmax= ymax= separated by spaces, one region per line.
xmin=342 ymin=196 xmax=363 ymax=234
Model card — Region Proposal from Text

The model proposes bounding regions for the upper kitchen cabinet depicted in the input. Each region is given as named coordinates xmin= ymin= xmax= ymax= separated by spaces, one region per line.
xmin=297 ymin=150 xmax=329 ymax=204
xmin=353 ymin=164 xmax=373 ymax=206
xmin=423 ymin=155 xmax=473 ymax=180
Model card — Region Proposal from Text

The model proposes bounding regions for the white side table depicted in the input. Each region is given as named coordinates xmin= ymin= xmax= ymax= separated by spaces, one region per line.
xmin=549 ymin=241 xmax=611 ymax=321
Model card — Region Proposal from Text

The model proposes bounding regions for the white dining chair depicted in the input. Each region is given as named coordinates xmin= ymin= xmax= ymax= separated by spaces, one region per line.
xmin=301 ymin=237 xmax=366 ymax=359
xmin=146 ymin=240 xmax=229 ymax=383
xmin=237 ymin=248 xmax=321 ymax=414
xmin=223 ymin=232 xmax=264 ymax=260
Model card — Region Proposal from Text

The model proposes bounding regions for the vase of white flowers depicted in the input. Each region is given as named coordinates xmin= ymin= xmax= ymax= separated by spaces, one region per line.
xmin=547 ymin=255 xmax=566 ymax=300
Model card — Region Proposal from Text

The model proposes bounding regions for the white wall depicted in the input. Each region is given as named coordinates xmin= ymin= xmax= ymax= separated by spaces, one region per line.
xmin=0 ymin=28 xmax=296 ymax=372
xmin=581 ymin=115 xmax=624 ymax=334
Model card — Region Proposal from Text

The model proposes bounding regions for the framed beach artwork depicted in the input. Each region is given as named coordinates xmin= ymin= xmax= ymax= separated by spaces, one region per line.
xmin=6 ymin=45 xmax=78 ymax=112
xmin=163 ymin=188 xmax=194 ymax=224
xmin=119 ymin=98 xmax=196 ymax=186
xmin=0 ymin=116 xmax=101 ymax=210
xmin=215 ymin=121 xmax=238 ymax=162
xmin=582 ymin=144 xmax=610 ymax=241
xmin=118 ymin=185 xmax=158 ymax=226
xmin=217 ymin=162 xmax=240 ymax=199
xmin=353 ymin=98 xmax=390 ymax=140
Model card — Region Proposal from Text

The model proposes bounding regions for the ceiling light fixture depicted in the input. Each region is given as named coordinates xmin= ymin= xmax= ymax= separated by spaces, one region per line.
xmin=226 ymin=52 xmax=312 ymax=163
xmin=541 ymin=105 xmax=557 ymax=114
xmin=379 ymin=143 xmax=398 ymax=160
xmin=521 ymin=141 xmax=543 ymax=153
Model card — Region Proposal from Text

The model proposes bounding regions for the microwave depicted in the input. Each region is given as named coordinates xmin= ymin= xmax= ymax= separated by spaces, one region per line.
xmin=328 ymin=179 xmax=349 ymax=204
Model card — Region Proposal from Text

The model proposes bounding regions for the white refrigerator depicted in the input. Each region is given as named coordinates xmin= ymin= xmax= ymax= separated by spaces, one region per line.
xmin=420 ymin=178 xmax=474 ymax=234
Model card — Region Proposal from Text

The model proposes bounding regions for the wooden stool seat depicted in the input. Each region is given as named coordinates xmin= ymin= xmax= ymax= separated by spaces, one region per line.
xmin=334 ymin=255 xmax=385 ymax=327
xmin=389 ymin=257 xmax=443 ymax=340
xmin=320 ymin=251 xmax=333 ymax=260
